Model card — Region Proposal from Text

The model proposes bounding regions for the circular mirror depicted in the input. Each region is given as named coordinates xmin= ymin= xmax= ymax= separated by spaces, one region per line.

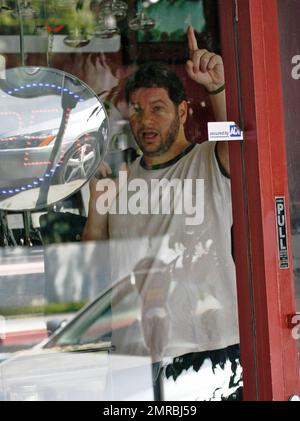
xmin=0 ymin=67 xmax=109 ymax=211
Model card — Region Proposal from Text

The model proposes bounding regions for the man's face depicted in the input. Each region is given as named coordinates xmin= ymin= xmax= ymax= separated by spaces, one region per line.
xmin=128 ymin=87 xmax=181 ymax=157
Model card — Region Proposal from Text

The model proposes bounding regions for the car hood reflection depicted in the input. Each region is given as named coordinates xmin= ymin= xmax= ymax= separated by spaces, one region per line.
xmin=0 ymin=348 xmax=154 ymax=401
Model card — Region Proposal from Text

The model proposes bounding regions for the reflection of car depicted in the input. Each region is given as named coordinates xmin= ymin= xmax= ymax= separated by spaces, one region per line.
xmin=0 ymin=354 xmax=8 ymax=364
xmin=0 ymin=271 xmax=243 ymax=401
xmin=0 ymin=276 xmax=154 ymax=401
xmin=0 ymin=129 xmax=102 ymax=189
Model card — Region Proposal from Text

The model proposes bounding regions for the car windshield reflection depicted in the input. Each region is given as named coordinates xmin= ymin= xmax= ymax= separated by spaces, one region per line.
xmin=45 ymin=275 xmax=140 ymax=350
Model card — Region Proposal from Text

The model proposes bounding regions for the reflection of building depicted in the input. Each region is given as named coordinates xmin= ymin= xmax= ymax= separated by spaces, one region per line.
xmin=0 ymin=247 xmax=45 ymax=309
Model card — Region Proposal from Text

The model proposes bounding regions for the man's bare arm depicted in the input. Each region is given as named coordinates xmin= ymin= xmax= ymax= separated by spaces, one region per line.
xmin=186 ymin=25 xmax=229 ymax=175
xmin=208 ymin=88 xmax=227 ymax=122
xmin=82 ymin=176 xmax=109 ymax=241
xmin=83 ymin=162 xmax=128 ymax=241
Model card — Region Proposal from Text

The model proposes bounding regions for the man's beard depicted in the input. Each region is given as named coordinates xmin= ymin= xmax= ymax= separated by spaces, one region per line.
xmin=136 ymin=113 xmax=180 ymax=157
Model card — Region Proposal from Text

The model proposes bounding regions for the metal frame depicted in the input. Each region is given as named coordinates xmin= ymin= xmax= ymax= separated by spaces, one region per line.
xmin=219 ymin=0 xmax=300 ymax=400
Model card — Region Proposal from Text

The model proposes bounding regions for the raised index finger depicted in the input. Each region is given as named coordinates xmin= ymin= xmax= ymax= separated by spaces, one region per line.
xmin=187 ymin=25 xmax=198 ymax=54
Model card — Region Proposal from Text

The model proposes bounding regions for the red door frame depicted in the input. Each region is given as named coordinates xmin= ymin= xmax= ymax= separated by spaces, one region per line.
xmin=219 ymin=0 xmax=300 ymax=400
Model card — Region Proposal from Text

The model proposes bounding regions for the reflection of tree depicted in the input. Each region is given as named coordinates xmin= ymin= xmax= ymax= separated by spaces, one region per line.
xmin=44 ymin=240 xmax=110 ymax=303
xmin=0 ymin=1 xmax=95 ymax=36
xmin=157 ymin=221 xmax=243 ymax=400
xmin=0 ymin=9 xmax=18 ymax=35
xmin=40 ymin=211 xmax=86 ymax=245
xmin=133 ymin=257 xmax=172 ymax=362
xmin=38 ymin=0 xmax=95 ymax=37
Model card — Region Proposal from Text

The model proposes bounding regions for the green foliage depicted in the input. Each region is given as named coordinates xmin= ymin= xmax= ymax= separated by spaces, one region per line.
xmin=168 ymin=28 xmax=185 ymax=41
xmin=0 ymin=0 xmax=96 ymax=36
xmin=0 ymin=301 xmax=86 ymax=317
xmin=70 ymin=9 xmax=96 ymax=38
xmin=0 ymin=11 xmax=19 ymax=35
xmin=138 ymin=26 xmax=185 ymax=43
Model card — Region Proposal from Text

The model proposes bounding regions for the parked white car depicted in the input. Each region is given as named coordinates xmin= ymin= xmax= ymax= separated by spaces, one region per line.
xmin=0 ymin=262 xmax=242 ymax=401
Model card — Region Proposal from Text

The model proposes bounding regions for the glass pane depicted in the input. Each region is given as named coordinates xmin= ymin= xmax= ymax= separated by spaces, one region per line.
xmin=277 ymin=0 xmax=300 ymax=361
xmin=0 ymin=0 xmax=243 ymax=401
xmin=0 ymin=66 xmax=108 ymax=211
xmin=0 ymin=0 xmax=22 ymax=70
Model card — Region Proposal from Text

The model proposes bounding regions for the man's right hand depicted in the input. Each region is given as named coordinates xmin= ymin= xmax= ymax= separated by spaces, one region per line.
xmin=185 ymin=25 xmax=225 ymax=93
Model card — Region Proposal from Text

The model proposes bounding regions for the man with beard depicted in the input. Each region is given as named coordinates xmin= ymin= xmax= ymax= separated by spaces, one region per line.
xmin=83 ymin=26 xmax=242 ymax=400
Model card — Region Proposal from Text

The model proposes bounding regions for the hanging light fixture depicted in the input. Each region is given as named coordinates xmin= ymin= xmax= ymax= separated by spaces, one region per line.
xmin=94 ymin=11 xmax=119 ymax=39
xmin=96 ymin=0 xmax=127 ymax=20
xmin=128 ymin=11 xmax=155 ymax=31
xmin=63 ymin=27 xmax=91 ymax=48
xmin=94 ymin=0 xmax=124 ymax=39
xmin=62 ymin=1 xmax=94 ymax=48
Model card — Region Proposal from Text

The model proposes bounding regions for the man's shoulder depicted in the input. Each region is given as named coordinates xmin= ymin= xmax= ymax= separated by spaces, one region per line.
xmin=189 ymin=140 xmax=216 ymax=160
xmin=193 ymin=140 xmax=215 ymax=151
xmin=193 ymin=141 xmax=230 ymax=180
xmin=187 ymin=140 xmax=229 ymax=178
xmin=128 ymin=154 xmax=142 ymax=174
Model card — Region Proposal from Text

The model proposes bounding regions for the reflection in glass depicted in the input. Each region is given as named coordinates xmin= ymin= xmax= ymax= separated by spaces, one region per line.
xmin=128 ymin=12 xmax=155 ymax=32
xmin=108 ymin=0 xmax=128 ymax=21
xmin=92 ymin=0 xmax=127 ymax=39
xmin=15 ymin=0 xmax=36 ymax=19
xmin=94 ymin=8 xmax=120 ymax=38
xmin=63 ymin=27 xmax=91 ymax=48
xmin=0 ymin=66 xmax=109 ymax=211
xmin=0 ymin=0 xmax=12 ymax=11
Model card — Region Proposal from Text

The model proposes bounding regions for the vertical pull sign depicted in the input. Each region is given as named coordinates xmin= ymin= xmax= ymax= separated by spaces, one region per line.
xmin=275 ymin=197 xmax=289 ymax=269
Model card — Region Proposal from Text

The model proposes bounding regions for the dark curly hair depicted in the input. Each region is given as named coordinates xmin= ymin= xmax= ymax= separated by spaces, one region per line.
xmin=125 ymin=62 xmax=187 ymax=106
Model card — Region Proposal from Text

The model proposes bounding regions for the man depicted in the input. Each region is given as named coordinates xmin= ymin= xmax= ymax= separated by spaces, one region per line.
xmin=83 ymin=26 xmax=242 ymax=400
xmin=84 ymin=26 xmax=228 ymax=239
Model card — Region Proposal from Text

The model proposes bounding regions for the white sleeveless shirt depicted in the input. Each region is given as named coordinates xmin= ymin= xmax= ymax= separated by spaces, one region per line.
xmin=108 ymin=141 xmax=239 ymax=357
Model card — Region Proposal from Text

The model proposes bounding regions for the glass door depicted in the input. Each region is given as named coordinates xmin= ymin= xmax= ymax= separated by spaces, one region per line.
xmin=277 ymin=0 xmax=300 ymax=385
xmin=0 ymin=0 xmax=299 ymax=401
xmin=219 ymin=0 xmax=300 ymax=400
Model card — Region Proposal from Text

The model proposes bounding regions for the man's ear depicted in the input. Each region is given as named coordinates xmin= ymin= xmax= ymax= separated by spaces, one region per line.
xmin=178 ymin=100 xmax=188 ymax=124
